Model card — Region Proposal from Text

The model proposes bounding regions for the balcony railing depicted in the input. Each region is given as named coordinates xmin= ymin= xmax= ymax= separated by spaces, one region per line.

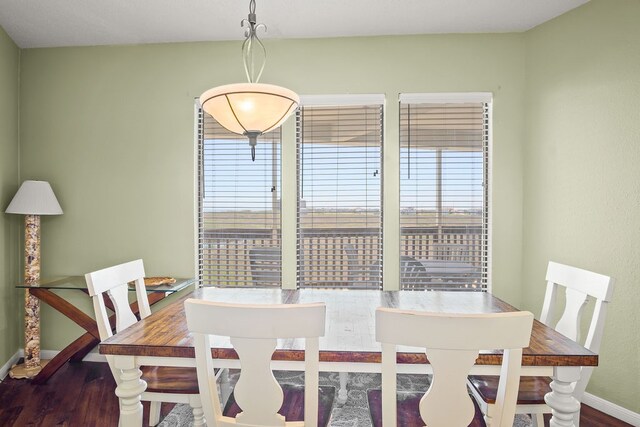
xmin=200 ymin=226 xmax=484 ymax=288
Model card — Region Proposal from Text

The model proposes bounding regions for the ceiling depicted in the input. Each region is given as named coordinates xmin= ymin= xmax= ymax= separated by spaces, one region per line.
xmin=0 ymin=0 xmax=589 ymax=49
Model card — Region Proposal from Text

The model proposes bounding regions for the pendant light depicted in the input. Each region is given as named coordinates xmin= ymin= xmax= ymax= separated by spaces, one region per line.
xmin=199 ymin=0 xmax=299 ymax=161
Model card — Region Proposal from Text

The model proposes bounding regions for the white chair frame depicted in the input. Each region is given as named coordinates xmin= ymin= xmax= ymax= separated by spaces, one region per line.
xmin=85 ymin=259 xmax=204 ymax=426
xmin=469 ymin=261 xmax=615 ymax=426
xmin=184 ymin=298 xmax=326 ymax=427
xmin=376 ymin=308 xmax=534 ymax=427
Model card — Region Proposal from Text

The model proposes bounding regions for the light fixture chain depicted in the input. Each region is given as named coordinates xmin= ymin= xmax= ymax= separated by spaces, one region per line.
xmin=241 ymin=0 xmax=267 ymax=83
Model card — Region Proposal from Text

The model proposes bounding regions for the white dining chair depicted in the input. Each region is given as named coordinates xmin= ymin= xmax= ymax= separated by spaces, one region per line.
xmin=344 ymin=243 xmax=365 ymax=286
xmin=399 ymin=255 xmax=428 ymax=289
xmin=370 ymin=308 xmax=534 ymax=427
xmin=184 ymin=298 xmax=330 ymax=427
xmin=248 ymin=246 xmax=281 ymax=287
xmin=368 ymin=255 xmax=428 ymax=289
xmin=85 ymin=259 xmax=204 ymax=426
xmin=468 ymin=261 xmax=615 ymax=426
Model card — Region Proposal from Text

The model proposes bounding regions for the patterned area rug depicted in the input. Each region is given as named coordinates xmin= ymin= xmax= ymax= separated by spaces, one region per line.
xmin=158 ymin=371 xmax=533 ymax=427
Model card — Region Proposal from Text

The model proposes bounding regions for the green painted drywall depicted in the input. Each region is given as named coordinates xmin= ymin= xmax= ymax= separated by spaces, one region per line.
xmin=0 ymin=26 xmax=20 ymax=366
xmin=523 ymin=0 xmax=640 ymax=412
xmin=19 ymin=33 xmax=526 ymax=351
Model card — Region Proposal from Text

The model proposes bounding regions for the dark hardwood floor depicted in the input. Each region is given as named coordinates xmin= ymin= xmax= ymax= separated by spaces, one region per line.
xmin=0 ymin=361 xmax=174 ymax=426
xmin=0 ymin=361 xmax=632 ymax=426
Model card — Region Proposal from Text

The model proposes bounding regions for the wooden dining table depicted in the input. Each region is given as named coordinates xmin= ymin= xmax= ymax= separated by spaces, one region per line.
xmin=100 ymin=287 xmax=596 ymax=427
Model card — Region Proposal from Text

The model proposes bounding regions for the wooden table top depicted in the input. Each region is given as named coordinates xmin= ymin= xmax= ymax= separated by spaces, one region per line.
xmin=99 ymin=287 xmax=597 ymax=367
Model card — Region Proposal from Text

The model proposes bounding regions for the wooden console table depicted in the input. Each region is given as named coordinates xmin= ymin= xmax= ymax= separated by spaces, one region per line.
xmin=16 ymin=276 xmax=194 ymax=384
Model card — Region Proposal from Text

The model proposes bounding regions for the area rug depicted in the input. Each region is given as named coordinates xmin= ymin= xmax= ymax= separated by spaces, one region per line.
xmin=367 ymin=389 xmax=486 ymax=427
xmin=158 ymin=371 xmax=533 ymax=427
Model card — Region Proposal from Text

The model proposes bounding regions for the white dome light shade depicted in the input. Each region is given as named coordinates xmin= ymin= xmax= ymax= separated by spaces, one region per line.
xmin=200 ymin=82 xmax=299 ymax=136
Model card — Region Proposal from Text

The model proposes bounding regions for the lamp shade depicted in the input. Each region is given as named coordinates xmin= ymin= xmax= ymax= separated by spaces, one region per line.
xmin=200 ymin=82 xmax=299 ymax=136
xmin=5 ymin=180 xmax=63 ymax=215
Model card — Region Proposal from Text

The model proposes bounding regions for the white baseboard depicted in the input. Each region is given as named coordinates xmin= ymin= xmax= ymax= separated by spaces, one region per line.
xmin=1 ymin=348 xmax=108 ymax=380
xmin=0 ymin=351 xmax=21 ymax=380
xmin=583 ymin=392 xmax=640 ymax=426
xmin=39 ymin=348 xmax=107 ymax=363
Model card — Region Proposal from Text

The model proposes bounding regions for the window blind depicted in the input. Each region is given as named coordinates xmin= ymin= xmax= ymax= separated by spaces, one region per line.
xmin=296 ymin=103 xmax=383 ymax=289
xmin=399 ymin=98 xmax=490 ymax=291
xmin=197 ymin=105 xmax=282 ymax=287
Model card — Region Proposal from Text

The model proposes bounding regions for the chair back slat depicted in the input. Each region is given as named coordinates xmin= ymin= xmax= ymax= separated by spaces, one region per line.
xmin=421 ymin=348 xmax=480 ymax=426
xmin=554 ymin=287 xmax=589 ymax=342
xmin=231 ymin=336 xmax=285 ymax=426
xmin=185 ymin=299 xmax=326 ymax=427
xmin=376 ymin=308 xmax=533 ymax=427
xmin=107 ymin=284 xmax=138 ymax=335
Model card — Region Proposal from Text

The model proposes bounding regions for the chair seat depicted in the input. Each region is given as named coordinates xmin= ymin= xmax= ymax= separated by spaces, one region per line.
xmin=141 ymin=366 xmax=199 ymax=394
xmin=223 ymin=384 xmax=335 ymax=427
xmin=468 ymin=375 xmax=552 ymax=405
xmin=367 ymin=389 xmax=486 ymax=427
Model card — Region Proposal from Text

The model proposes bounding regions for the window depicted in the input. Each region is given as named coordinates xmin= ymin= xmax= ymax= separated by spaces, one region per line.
xmin=196 ymin=93 xmax=490 ymax=291
xmin=296 ymin=96 xmax=384 ymax=288
xmin=399 ymin=94 xmax=490 ymax=290
xmin=197 ymin=105 xmax=282 ymax=286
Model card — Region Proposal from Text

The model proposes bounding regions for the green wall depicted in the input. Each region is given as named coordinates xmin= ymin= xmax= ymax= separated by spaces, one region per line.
xmin=522 ymin=0 xmax=640 ymax=412
xmin=0 ymin=26 xmax=20 ymax=365
xmin=19 ymin=34 xmax=527 ymax=348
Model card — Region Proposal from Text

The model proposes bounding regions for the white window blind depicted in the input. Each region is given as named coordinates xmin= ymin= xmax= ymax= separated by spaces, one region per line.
xmin=399 ymin=97 xmax=490 ymax=291
xmin=197 ymin=105 xmax=282 ymax=287
xmin=296 ymin=102 xmax=383 ymax=289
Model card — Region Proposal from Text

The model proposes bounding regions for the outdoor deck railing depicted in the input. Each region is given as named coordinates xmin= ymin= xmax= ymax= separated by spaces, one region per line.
xmin=200 ymin=227 xmax=483 ymax=287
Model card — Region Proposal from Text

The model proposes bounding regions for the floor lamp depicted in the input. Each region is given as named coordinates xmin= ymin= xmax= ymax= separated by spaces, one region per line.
xmin=5 ymin=180 xmax=63 ymax=379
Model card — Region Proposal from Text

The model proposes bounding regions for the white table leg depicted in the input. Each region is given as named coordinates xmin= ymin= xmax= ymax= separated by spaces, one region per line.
xmin=114 ymin=356 xmax=146 ymax=427
xmin=338 ymin=372 xmax=349 ymax=403
xmin=545 ymin=366 xmax=581 ymax=427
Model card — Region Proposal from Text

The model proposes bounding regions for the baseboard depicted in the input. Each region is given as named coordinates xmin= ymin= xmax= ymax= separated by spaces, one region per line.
xmin=0 ymin=351 xmax=21 ymax=380
xmin=39 ymin=349 xmax=107 ymax=363
xmin=1 ymin=348 xmax=108 ymax=376
xmin=583 ymin=392 xmax=640 ymax=426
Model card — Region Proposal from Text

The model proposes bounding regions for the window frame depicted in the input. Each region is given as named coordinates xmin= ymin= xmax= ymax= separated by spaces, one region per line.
xmin=195 ymin=93 xmax=492 ymax=291
xmin=398 ymin=92 xmax=492 ymax=292
xmin=196 ymin=101 xmax=283 ymax=288
xmin=295 ymin=94 xmax=385 ymax=289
